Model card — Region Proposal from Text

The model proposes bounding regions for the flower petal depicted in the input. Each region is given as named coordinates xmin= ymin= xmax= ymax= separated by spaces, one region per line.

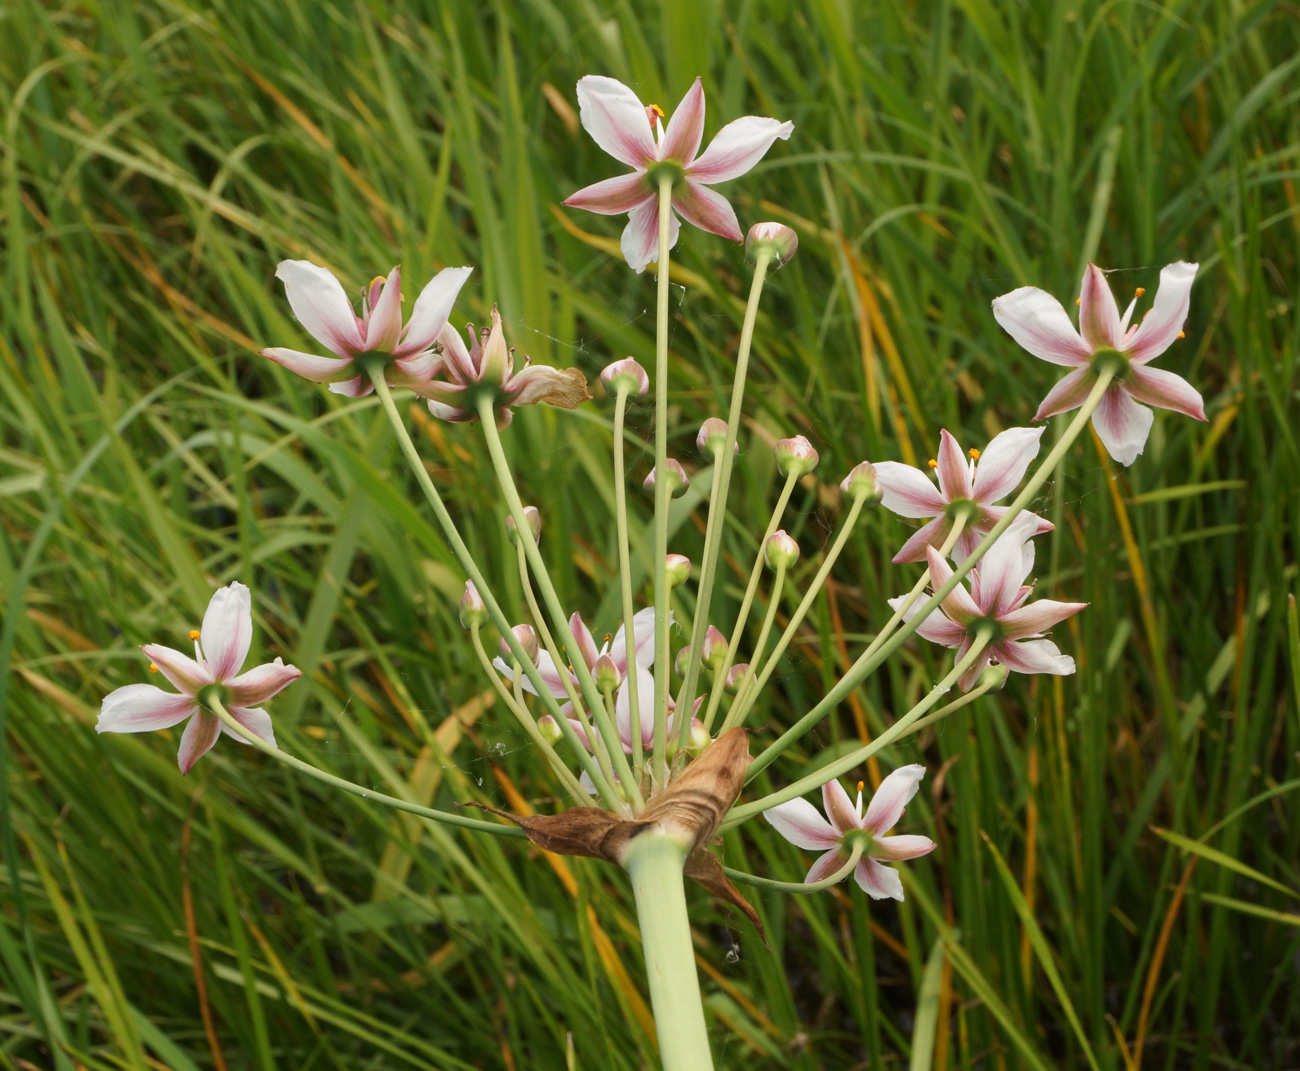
xmin=616 ymin=663 xmax=657 ymax=751
xmin=141 ymin=643 xmax=210 ymax=695
xmin=872 ymin=461 xmax=947 ymax=518
xmin=822 ymin=778 xmax=863 ymax=835
xmin=327 ymin=376 xmax=373 ymax=398
xmin=671 ymin=180 xmax=742 ymax=241
xmin=805 ymin=848 xmax=852 ymax=885
xmin=568 ymin=613 xmax=601 ymax=672
xmin=1092 ymin=385 xmax=1154 ymax=467
xmin=763 ymin=797 xmax=842 ymax=850
xmin=992 ymin=286 xmax=1092 ymax=367
xmin=177 ymin=712 xmax=221 ymax=774
xmin=506 ymin=364 xmax=592 ymax=410
xmin=98 ymin=684 xmax=196 ymax=733
xmin=575 ymin=75 xmax=658 ymax=169
xmin=620 ymin=197 xmax=680 ymax=273
xmin=201 ymin=582 xmax=253 ymax=682
xmin=364 ymin=266 xmax=404 ymax=351
xmin=994 ymin=637 xmax=1076 ymax=677
xmin=924 ymin=547 xmax=982 ymax=624
xmin=274 ymin=261 xmax=364 ymax=358
xmin=657 ymin=77 xmax=706 ymax=164
xmin=388 ymin=351 xmax=441 ymax=387
xmin=1078 ymin=263 xmax=1121 ymax=350
xmin=394 ymin=266 xmax=473 ymax=356
xmin=610 ymin=606 xmax=658 ymax=673
xmin=854 ymin=857 xmax=905 ymax=901
xmin=260 ymin=347 xmax=356 ymax=384
xmin=892 ymin=516 xmax=953 ymax=565
xmin=971 ymin=426 xmax=1045 ymax=504
xmin=863 ymin=763 xmax=926 ymax=834
xmin=957 ymin=650 xmax=991 ymax=692
xmin=227 ymin=658 xmax=302 ymax=706
xmin=223 ymin=705 xmax=276 ymax=747
xmin=1125 ymin=262 xmax=1198 ymax=364
xmin=1125 ymin=366 xmax=1207 ymax=422
xmin=999 ymin=599 xmax=1088 ymax=641
xmin=872 ymin=834 xmax=937 ymax=862
xmin=934 ymin=429 xmax=972 ymax=501
xmin=970 ymin=515 xmax=1038 ymax=616
xmin=563 ymin=173 xmax=655 ymax=215
xmin=687 ymin=116 xmax=794 ymax=184
xmin=436 ymin=323 xmax=478 ymax=384
xmin=1033 ymin=367 xmax=1095 ymax=421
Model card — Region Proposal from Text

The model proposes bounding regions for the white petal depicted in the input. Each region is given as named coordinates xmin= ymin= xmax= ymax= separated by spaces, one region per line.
xmin=872 ymin=834 xmax=937 ymax=862
xmin=395 ymin=266 xmax=473 ymax=356
xmin=1125 ymin=262 xmax=1198 ymax=364
xmin=620 ymin=198 xmax=680 ymax=273
xmin=763 ymin=797 xmax=842 ymax=850
xmin=1091 ymin=385 xmax=1154 ymax=467
xmin=98 ymin=684 xmax=196 ymax=733
xmin=141 ymin=643 xmax=210 ymax=695
xmin=222 ymin=705 xmax=276 ymax=747
xmin=672 ymin=180 xmax=742 ymax=241
xmin=822 ymin=778 xmax=863 ymax=835
xmin=971 ymin=515 xmax=1038 ymax=616
xmin=872 ymin=461 xmax=946 ymax=518
xmin=274 ymin=260 xmax=364 ymax=358
xmin=1125 ymin=367 xmax=1207 ymax=422
xmin=1033 ymin=367 xmax=1095 ymax=421
xmin=854 ymin=857 xmax=905 ymax=901
xmin=687 ymin=116 xmax=794 ymax=184
xmin=177 ymin=712 xmax=221 ymax=774
xmin=994 ymin=637 xmax=1076 ymax=677
xmin=227 ymin=658 xmax=302 ymax=706
xmin=863 ymin=764 xmax=926 ymax=835
xmin=575 ymin=75 xmax=658 ymax=169
xmin=1078 ymin=264 xmax=1121 ymax=350
xmin=992 ymin=286 xmax=1092 ymax=367
xmin=934 ymin=430 xmax=972 ymax=501
xmin=805 ymin=848 xmax=852 ymax=885
xmin=201 ymin=582 xmax=253 ymax=682
xmin=971 ymin=426 xmax=1045 ymax=504
xmin=657 ymin=77 xmax=706 ymax=164
xmin=363 ymin=266 xmax=404 ymax=351
xmin=260 ymin=347 xmax=356 ymax=384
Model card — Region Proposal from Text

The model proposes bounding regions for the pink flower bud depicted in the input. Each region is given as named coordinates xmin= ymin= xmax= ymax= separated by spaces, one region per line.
xmin=745 ymin=222 xmax=799 ymax=268
xmin=774 ymin=435 xmax=819 ymax=477
xmin=593 ymin=653 xmax=620 ymax=692
xmin=696 ymin=417 xmax=737 ymax=459
xmin=499 ymin=623 xmax=539 ymax=664
xmin=765 ymin=529 xmax=800 ymax=569
xmin=725 ymin=663 xmax=750 ymax=692
xmin=701 ymin=625 xmax=728 ymax=669
xmin=506 ymin=505 xmax=542 ymax=545
xmin=643 ymin=459 xmax=689 ymax=497
xmin=600 ymin=357 xmax=650 ymax=396
xmin=665 ymin=553 xmax=692 ymax=587
xmin=459 ymin=581 xmax=487 ymax=629
xmin=840 ymin=461 xmax=882 ymax=503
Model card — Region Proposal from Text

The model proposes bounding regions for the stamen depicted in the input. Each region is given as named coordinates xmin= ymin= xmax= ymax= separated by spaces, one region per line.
xmin=368 ymin=275 xmax=386 ymax=289
xmin=648 ymin=103 xmax=665 ymax=122
xmin=149 ymin=663 xmax=159 ymax=673
xmin=604 ymin=633 xmax=613 ymax=645
xmin=968 ymin=447 xmax=981 ymax=461
xmin=1135 ymin=287 xmax=1146 ymax=297
xmin=1178 ymin=331 xmax=1185 ymax=339
xmin=856 ymin=780 xmax=864 ymax=793
xmin=189 ymin=630 xmax=201 ymax=640
xmin=927 ymin=458 xmax=938 ymax=469
xmin=1075 ymin=297 xmax=1081 ymax=306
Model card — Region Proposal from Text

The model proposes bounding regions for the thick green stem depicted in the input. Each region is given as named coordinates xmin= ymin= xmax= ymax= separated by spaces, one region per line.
xmin=746 ymin=372 xmax=1114 ymax=782
xmin=623 ymin=831 xmax=714 ymax=1070
xmin=674 ymin=251 xmax=773 ymax=749
xmin=651 ymin=176 xmax=674 ymax=787
xmin=205 ymin=694 xmax=523 ymax=838
xmin=612 ymin=383 xmax=645 ymax=775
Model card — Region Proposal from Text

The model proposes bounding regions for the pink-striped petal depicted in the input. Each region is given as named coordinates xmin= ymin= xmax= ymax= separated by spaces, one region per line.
xmin=609 ymin=606 xmax=658 ymax=674
xmin=394 ymin=266 xmax=473 ymax=356
xmin=971 ymin=515 xmax=1038 ymax=616
xmin=615 ymin=663 xmax=657 ymax=751
xmin=97 ymin=684 xmax=197 ymax=734
xmin=687 ymin=116 xmax=794 ymax=184
xmin=1092 ymin=385 xmax=1154 ymax=467
xmin=999 ymin=599 xmax=1088 ymax=641
xmin=872 ymin=461 xmax=947 ymax=518
xmin=1034 ymin=367 xmax=1095 ymax=421
xmin=994 ymin=637 xmax=1076 ymax=677
xmin=388 ymin=351 xmax=441 ymax=387
xmin=364 ymin=266 xmax=404 ymax=351
xmin=958 ymin=650 xmax=992 ymax=692
xmin=822 ymin=778 xmax=863 ymax=835
xmin=934 ymin=429 xmax=972 ymax=501
xmin=924 ymin=547 xmax=982 ymax=624
xmin=620 ymin=197 xmax=679 ymax=273
xmin=563 ymin=173 xmax=655 ymax=215
xmin=992 ymin=286 xmax=1092 ymax=367
xmin=177 ymin=711 xmax=221 ymax=774
xmin=327 ymin=376 xmax=373 ymax=398
xmin=892 ymin=516 xmax=953 ymax=565
xmin=201 ymin=582 xmax=253 ymax=682
xmin=426 ymin=400 xmax=474 ymax=423
xmin=763 ymin=797 xmax=842 ymax=850
xmin=863 ymin=763 xmax=926 ymax=835
xmin=223 ymin=705 xmax=276 ymax=747
xmin=260 ymin=347 xmax=356 ymax=384
xmin=672 ymin=180 xmax=742 ymax=241
xmin=274 ymin=261 xmax=364 ymax=358
xmin=141 ymin=643 xmax=210 ymax=696
xmin=568 ymin=614 xmax=601 ymax=672
xmin=912 ymin=608 xmax=969 ymax=648
xmin=1125 ymin=262 xmax=1198 ymax=364
xmin=805 ymin=848 xmax=852 ymax=885
xmin=1078 ymin=264 xmax=1121 ymax=350
xmin=575 ymin=75 xmax=658 ymax=169
xmin=1124 ymin=366 xmax=1207 ymax=421
xmin=436 ymin=323 xmax=478 ymax=383
xmin=657 ymin=77 xmax=706 ymax=164
xmin=971 ymin=426 xmax=1045 ymax=504
xmin=854 ymin=857 xmax=905 ymax=901
xmin=872 ymin=834 xmax=937 ymax=862
xmin=227 ymin=658 xmax=302 ymax=706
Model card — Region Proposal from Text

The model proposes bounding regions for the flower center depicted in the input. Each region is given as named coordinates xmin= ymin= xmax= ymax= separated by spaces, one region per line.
xmin=967 ymin=614 xmax=1005 ymax=645
xmin=645 ymin=159 xmax=686 ymax=187
xmin=944 ymin=498 xmax=981 ymax=524
xmin=196 ymin=682 xmax=231 ymax=712
xmin=842 ymin=828 xmax=876 ymax=854
xmin=1089 ymin=346 xmax=1130 ymax=381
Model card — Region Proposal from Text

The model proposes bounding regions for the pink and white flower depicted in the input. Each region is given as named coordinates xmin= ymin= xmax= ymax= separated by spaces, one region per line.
xmin=874 ymin=428 xmax=1053 ymax=563
xmin=262 ymin=260 xmax=471 ymax=398
xmin=563 ymin=76 xmax=794 ymax=272
xmin=97 ymin=582 xmax=301 ymax=774
xmin=764 ymin=766 xmax=936 ymax=900
xmin=992 ymin=262 xmax=1206 ymax=466
xmin=890 ymin=515 xmax=1087 ymax=691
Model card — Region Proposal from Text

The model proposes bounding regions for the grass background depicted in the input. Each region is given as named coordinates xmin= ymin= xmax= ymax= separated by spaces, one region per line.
xmin=2 ymin=0 xmax=1298 ymax=1068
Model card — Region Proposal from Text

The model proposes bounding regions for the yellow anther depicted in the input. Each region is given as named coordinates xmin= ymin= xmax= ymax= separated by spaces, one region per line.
xmin=969 ymin=447 xmax=981 ymax=461
xmin=927 ymin=458 xmax=938 ymax=469
xmin=604 ymin=633 xmax=613 ymax=645
xmin=856 ymin=780 xmax=865 ymax=793
xmin=368 ymin=275 xmax=386 ymax=289
xmin=1075 ymin=297 xmax=1081 ymax=306
xmin=189 ymin=629 xmax=201 ymax=640
xmin=649 ymin=103 xmax=665 ymax=119
xmin=149 ymin=663 xmax=159 ymax=673
xmin=1135 ymin=287 xmax=1146 ymax=297
xmin=1178 ymin=330 xmax=1185 ymax=339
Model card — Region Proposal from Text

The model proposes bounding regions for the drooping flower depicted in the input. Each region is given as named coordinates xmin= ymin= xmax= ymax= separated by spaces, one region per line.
xmin=563 ymin=76 xmax=794 ymax=272
xmin=262 ymin=261 xmax=471 ymax=398
xmin=764 ymin=766 xmax=936 ymax=900
xmin=97 ymin=583 xmax=301 ymax=774
xmin=423 ymin=306 xmax=590 ymax=427
xmin=874 ymin=428 xmax=1053 ymax=564
xmin=992 ymin=262 xmax=1206 ymax=466
xmin=890 ymin=515 xmax=1087 ymax=691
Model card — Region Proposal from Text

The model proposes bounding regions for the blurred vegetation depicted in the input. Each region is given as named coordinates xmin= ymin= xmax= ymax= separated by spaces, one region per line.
xmin=2 ymin=0 xmax=1298 ymax=1068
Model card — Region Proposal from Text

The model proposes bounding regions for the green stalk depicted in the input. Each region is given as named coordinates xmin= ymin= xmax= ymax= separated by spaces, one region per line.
xmin=722 ymin=628 xmax=995 ymax=829
xmin=478 ymin=398 xmax=644 ymax=811
xmin=612 ymin=382 xmax=645 ymax=775
xmin=651 ymin=175 xmax=674 ymax=787
xmin=205 ymin=693 xmax=524 ymax=838
xmin=897 ymin=665 xmax=1006 ymax=738
xmin=723 ymin=840 xmax=866 ymax=893
xmin=746 ymin=372 xmax=1115 ymax=782
xmin=702 ymin=470 xmax=799 ymax=733
xmin=674 ymin=250 xmax=773 ymax=750
xmin=721 ymin=561 xmax=786 ymax=733
xmin=623 ymin=830 xmax=714 ymax=1070
xmin=366 ymin=368 xmax=619 ymax=808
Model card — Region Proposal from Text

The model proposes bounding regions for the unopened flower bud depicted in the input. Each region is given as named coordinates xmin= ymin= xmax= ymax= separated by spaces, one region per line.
xmin=774 ymin=435 xmax=819 ymax=477
xmin=745 ymin=222 xmax=799 ymax=268
xmin=686 ymin=719 xmax=711 ymax=758
xmin=459 ymin=581 xmax=487 ymax=629
xmin=675 ymin=645 xmax=692 ymax=678
xmin=765 ymin=529 xmax=800 ymax=569
xmin=643 ymin=459 xmax=689 ymax=497
xmin=600 ymin=357 xmax=650 ymax=396
xmin=725 ymin=663 xmax=750 ymax=692
xmin=978 ymin=663 xmax=1010 ymax=692
xmin=507 ymin=506 xmax=542 ymax=545
xmin=840 ymin=461 xmax=882 ymax=504
xmin=498 ymin=623 xmax=539 ymax=664
xmin=537 ymin=715 xmax=564 ymax=746
xmin=696 ymin=417 xmax=737 ymax=460
xmin=593 ymin=653 xmax=620 ymax=692
xmin=701 ymin=625 xmax=727 ymax=669
xmin=665 ymin=553 xmax=692 ymax=587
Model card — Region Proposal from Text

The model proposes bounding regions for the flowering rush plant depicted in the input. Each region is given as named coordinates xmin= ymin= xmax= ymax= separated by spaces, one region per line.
xmin=98 ymin=74 xmax=1205 ymax=1070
